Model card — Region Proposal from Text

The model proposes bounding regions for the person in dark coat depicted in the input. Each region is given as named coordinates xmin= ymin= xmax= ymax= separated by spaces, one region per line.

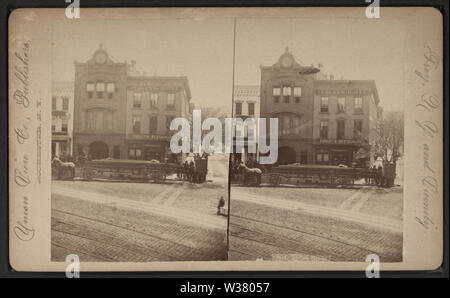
xmin=217 ymin=196 xmax=225 ymax=215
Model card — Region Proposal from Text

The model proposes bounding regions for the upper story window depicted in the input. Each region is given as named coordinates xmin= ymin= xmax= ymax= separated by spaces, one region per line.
xmin=294 ymin=87 xmax=302 ymax=103
xmin=337 ymin=120 xmax=346 ymax=140
xmin=354 ymin=97 xmax=363 ymax=113
xmin=320 ymin=97 xmax=329 ymax=113
xmin=149 ymin=115 xmax=158 ymax=134
xmin=320 ymin=120 xmax=328 ymax=139
xmin=354 ymin=120 xmax=363 ymax=136
xmin=273 ymin=87 xmax=281 ymax=103
xmin=248 ymin=102 xmax=255 ymax=116
xmin=235 ymin=102 xmax=242 ymax=115
xmin=107 ymin=83 xmax=115 ymax=99
xmin=337 ymin=97 xmax=346 ymax=113
xmin=86 ymin=83 xmax=95 ymax=99
xmin=52 ymin=96 xmax=57 ymax=110
xmin=132 ymin=115 xmax=141 ymax=134
xmin=279 ymin=115 xmax=301 ymax=136
xmin=167 ymin=93 xmax=175 ymax=110
xmin=86 ymin=109 xmax=113 ymax=131
xmin=283 ymin=86 xmax=291 ymax=103
xmin=62 ymin=97 xmax=69 ymax=111
xmin=166 ymin=115 xmax=174 ymax=130
xmin=133 ymin=93 xmax=142 ymax=108
xmin=96 ymin=82 xmax=105 ymax=98
xmin=150 ymin=93 xmax=158 ymax=109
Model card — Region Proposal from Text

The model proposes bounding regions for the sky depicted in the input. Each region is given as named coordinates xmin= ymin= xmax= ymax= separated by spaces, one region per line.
xmin=53 ymin=16 xmax=405 ymax=112
xmin=52 ymin=18 xmax=235 ymax=111
xmin=234 ymin=17 xmax=405 ymax=111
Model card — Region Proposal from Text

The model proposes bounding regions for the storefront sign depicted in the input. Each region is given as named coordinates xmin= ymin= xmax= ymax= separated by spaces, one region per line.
xmin=127 ymin=134 xmax=171 ymax=141
xmin=315 ymin=89 xmax=370 ymax=96
xmin=316 ymin=138 xmax=361 ymax=145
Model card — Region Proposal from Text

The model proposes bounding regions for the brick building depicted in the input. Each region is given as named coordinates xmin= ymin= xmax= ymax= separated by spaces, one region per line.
xmin=259 ymin=48 xmax=381 ymax=166
xmin=232 ymin=85 xmax=260 ymax=164
xmin=52 ymin=81 xmax=74 ymax=158
xmin=73 ymin=45 xmax=192 ymax=162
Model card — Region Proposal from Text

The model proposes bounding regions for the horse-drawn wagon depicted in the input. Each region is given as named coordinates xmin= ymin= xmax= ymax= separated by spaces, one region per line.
xmin=263 ymin=164 xmax=371 ymax=186
xmin=52 ymin=155 xmax=209 ymax=184
xmin=77 ymin=158 xmax=182 ymax=182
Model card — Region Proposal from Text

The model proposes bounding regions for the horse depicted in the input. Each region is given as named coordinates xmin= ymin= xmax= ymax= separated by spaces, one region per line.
xmin=238 ymin=163 xmax=262 ymax=186
xmin=52 ymin=157 xmax=76 ymax=180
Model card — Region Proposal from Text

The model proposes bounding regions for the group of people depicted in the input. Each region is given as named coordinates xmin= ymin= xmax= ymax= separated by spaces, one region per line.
xmin=366 ymin=165 xmax=385 ymax=186
xmin=180 ymin=160 xmax=196 ymax=181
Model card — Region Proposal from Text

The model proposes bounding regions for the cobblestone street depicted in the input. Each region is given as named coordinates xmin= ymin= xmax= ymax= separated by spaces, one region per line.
xmin=51 ymin=178 xmax=228 ymax=262
xmin=229 ymin=185 xmax=403 ymax=262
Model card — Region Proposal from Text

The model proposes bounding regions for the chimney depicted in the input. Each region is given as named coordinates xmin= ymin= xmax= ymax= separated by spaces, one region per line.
xmin=318 ymin=63 xmax=323 ymax=69
xmin=131 ymin=60 xmax=136 ymax=68
xmin=330 ymin=74 xmax=334 ymax=80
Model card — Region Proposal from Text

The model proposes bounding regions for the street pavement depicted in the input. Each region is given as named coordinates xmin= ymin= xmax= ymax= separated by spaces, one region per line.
xmin=228 ymin=185 xmax=403 ymax=262
xmin=51 ymin=154 xmax=230 ymax=262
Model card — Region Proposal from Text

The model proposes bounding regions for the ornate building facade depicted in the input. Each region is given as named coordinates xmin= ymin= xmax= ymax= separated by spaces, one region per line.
xmin=73 ymin=45 xmax=192 ymax=162
xmin=260 ymin=48 xmax=381 ymax=166
xmin=232 ymin=85 xmax=260 ymax=164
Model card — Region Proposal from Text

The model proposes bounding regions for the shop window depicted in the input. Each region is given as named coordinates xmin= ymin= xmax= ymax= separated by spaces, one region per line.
xmin=316 ymin=152 xmax=330 ymax=164
xmin=300 ymin=151 xmax=308 ymax=164
xmin=128 ymin=144 xmax=142 ymax=159
xmin=113 ymin=145 xmax=120 ymax=159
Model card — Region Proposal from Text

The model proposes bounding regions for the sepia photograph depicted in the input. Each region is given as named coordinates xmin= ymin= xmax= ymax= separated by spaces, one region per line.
xmin=7 ymin=7 xmax=443 ymax=272
xmin=228 ymin=17 xmax=405 ymax=262
xmin=49 ymin=18 xmax=233 ymax=262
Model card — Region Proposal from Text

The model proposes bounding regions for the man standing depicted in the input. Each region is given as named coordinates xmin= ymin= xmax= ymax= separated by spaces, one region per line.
xmin=217 ymin=196 xmax=225 ymax=215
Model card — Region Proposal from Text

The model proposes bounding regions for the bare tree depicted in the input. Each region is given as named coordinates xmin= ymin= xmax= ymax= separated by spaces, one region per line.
xmin=374 ymin=111 xmax=404 ymax=165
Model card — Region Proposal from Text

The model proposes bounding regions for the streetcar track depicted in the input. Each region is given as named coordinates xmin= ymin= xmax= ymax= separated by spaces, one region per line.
xmin=51 ymin=242 xmax=115 ymax=262
xmin=52 ymin=217 xmax=180 ymax=261
xmin=52 ymin=227 xmax=166 ymax=262
xmin=52 ymin=208 xmax=200 ymax=253
xmin=227 ymin=248 xmax=268 ymax=259
xmin=229 ymin=214 xmax=395 ymax=260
